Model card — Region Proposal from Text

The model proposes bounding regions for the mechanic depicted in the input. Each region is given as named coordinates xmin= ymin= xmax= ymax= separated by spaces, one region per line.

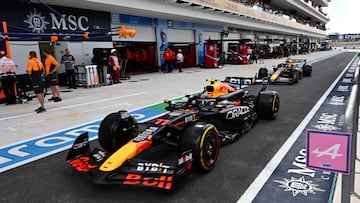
xmin=42 ymin=50 xmax=61 ymax=102
xmin=169 ymin=48 xmax=175 ymax=72
xmin=109 ymin=49 xmax=121 ymax=83
xmin=27 ymin=51 xmax=46 ymax=113
xmin=162 ymin=48 xmax=171 ymax=73
xmin=0 ymin=50 xmax=17 ymax=105
xmin=61 ymin=49 xmax=76 ymax=89
xmin=176 ymin=49 xmax=184 ymax=72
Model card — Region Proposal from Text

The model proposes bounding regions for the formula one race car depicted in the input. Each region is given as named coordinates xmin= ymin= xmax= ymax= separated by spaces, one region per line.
xmin=255 ymin=58 xmax=313 ymax=85
xmin=66 ymin=77 xmax=280 ymax=189
xmin=290 ymin=58 xmax=312 ymax=77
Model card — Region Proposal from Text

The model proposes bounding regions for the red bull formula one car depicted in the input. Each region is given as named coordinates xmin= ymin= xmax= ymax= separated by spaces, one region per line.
xmin=66 ymin=77 xmax=280 ymax=189
xmin=256 ymin=58 xmax=312 ymax=84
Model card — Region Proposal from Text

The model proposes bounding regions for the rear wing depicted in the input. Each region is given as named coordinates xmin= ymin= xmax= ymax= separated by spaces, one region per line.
xmin=289 ymin=58 xmax=307 ymax=63
xmin=223 ymin=76 xmax=268 ymax=88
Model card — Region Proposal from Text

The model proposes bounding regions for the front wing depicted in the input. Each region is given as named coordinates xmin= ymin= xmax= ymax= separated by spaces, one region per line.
xmin=66 ymin=132 xmax=193 ymax=189
xmin=270 ymin=76 xmax=296 ymax=84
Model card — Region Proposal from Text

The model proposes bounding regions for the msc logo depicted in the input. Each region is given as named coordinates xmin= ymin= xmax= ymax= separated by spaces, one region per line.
xmin=24 ymin=8 xmax=89 ymax=33
xmin=24 ymin=8 xmax=50 ymax=33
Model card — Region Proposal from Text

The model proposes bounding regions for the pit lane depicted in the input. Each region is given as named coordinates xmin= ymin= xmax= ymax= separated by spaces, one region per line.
xmin=0 ymin=52 xmax=356 ymax=203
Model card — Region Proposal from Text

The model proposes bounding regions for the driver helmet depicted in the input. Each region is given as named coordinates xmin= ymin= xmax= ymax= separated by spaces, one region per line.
xmin=286 ymin=59 xmax=293 ymax=65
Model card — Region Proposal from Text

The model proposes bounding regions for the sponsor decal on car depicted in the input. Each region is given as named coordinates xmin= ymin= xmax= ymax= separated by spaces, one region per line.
xmin=136 ymin=162 xmax=171 ymax=173
xmin=225 ymin=106 xmax=250 ymax=120
xmin=122 ymin=174 xmax=173 ymax=189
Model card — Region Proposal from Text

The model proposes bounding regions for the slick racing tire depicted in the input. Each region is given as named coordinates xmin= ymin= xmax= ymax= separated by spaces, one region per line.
xmin=293 ymin=70 xmax=300 ymax=83
xmin=257 ymin=67 xmax=268 ymax=79
xmin=303 ymin=65 xmax=312 ymax=77
xmin=98 ymin=110 xmax=138 ymax=153
xmin=179 ymin=122 xmax=220 ymax=172
xmin=257 ymin=91 xmax=280 ymax=120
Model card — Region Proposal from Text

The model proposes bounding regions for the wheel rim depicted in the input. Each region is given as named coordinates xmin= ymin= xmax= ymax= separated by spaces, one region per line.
xmin=272 ymin=94 xmax=280 ymax=117
xmin=201 ymin=131 xmax=219 ymax=168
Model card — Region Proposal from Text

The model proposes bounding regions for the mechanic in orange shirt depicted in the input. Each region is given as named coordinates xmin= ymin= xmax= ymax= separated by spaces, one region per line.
xmin=42 ymin=50 xmax=61 ymax=102
xmin=27 ymin=51 xmax=46 ymax=113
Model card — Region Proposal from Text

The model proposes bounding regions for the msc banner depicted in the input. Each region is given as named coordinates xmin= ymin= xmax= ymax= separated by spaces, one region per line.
xmin=250 ymin=55 xmax=358 ymax=202
xmin=0 ymin=1 xmax=111 ymax=41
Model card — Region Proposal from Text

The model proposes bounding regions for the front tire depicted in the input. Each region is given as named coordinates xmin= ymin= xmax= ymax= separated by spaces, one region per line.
xmin=257 ymin=91 xmax=280 ymax=120
xmin=98 ymin=110 xmax=138 ymax=153
xmin=179 ymin=123 xmax=220 ymax=172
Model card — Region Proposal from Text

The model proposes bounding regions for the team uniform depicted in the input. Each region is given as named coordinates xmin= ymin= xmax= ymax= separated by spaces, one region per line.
xmin=44 ymin=54 xmax=59 ymax=87
xmin=27 ymin=58 xmax=45 ymax=94
xmin=109 ymin=49 xmax=121 ymax=83
xmin=61 ymin=53 xmax=76 ymax=89
xmin=176 ymin=49 xmax=184 ymax=73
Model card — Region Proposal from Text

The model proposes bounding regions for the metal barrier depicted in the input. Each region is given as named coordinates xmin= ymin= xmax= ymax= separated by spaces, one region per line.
xmin=341 ymin=56 xmax=360 ymax=202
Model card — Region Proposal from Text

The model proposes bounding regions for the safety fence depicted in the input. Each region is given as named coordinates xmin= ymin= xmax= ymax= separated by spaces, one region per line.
xmin=341 ymin=54 xmax=360 ymax=202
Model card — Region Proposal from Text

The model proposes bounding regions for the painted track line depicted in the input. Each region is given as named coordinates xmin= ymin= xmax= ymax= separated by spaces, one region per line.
xmin=0 ymin=91 xmax=147 ymax=122
xmin=237 ymin=54 xmax=358 ymax=203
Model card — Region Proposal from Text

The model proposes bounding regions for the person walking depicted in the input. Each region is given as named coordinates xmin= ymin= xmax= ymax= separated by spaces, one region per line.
xmin=0 ymin=51 xmax=17 ymax=105
xmin=27 ymin=51 xmax=46 ymax=113
xmin=61 ymin=48 xmax=76 ymax=89
xmin=176 ymin=49 xmax=184 ymax=72
xmin=42 ymin=50 xmax=61 ymax=102
xmin=169 ymin=48 xmax=175 ymax=72
xmin=162 ymin=48 xmax=171 ymax=73
xmin=109 ymin=49 xmax=121 ymax=83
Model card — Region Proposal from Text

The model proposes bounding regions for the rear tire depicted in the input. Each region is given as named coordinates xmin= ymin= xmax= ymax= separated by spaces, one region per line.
xmin=303 ymin=65 xmax=312 ymax=77
xmin=257 ymin=91 xmax=280 ymax=120
xmin=257 ymin=67 xmax=268 ymax=79
xmin=179 ymin=123 xmax=220 ymax=172
xmin=293 ymin=70 xmax=300 ymax=83
xmin=98 ymin=110 xmax=138 ymax=152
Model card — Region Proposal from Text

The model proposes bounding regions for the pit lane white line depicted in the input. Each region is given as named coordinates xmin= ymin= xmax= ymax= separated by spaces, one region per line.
xmin=78 ymin=102 xmax=135 ymax=114
xmin=1 ymin=102 xmax=135 ymax=131
xmin=0 ymin=92 xmax=147 ymax=122
xmin=237 ymin=54 xmax=357 ymax=203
